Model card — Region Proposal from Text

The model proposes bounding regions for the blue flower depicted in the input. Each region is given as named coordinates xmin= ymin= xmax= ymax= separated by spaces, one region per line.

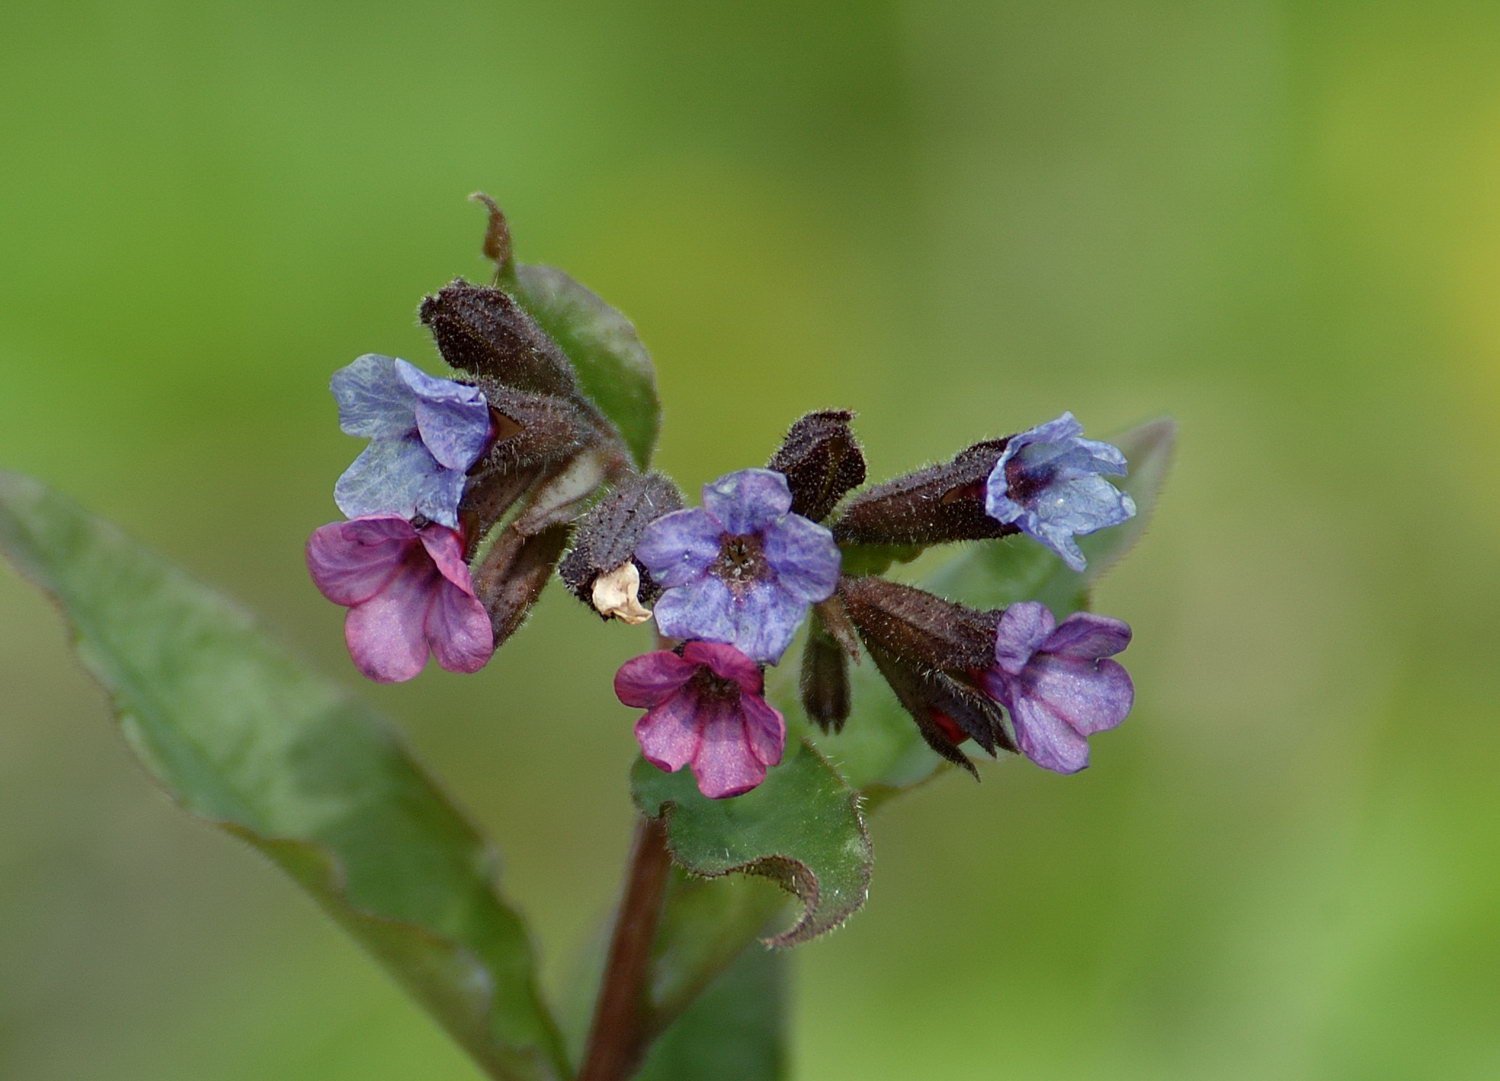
xmin=983 ymin=412 xmax=1136 ymax=571
xmin=979 ymin=602 xmax=1134 ymax=774
xmin=331 ymin=354 xmax=494 ymax=528
xmin=635 ymin=468 xmax=841 ymax=664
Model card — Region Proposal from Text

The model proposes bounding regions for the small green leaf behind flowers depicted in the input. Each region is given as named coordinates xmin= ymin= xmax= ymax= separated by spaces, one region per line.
xmin=512 ymin=264 xmax=662 ymax=469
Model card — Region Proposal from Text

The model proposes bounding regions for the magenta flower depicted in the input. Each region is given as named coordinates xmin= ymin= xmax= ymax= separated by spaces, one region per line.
xmin=614 ymin=640 xmax=786 ymax=799
xmin=306 ymin=515 xmax=494 ymax=683
xmin=979 ymin=602 xmax=1134 ymax=773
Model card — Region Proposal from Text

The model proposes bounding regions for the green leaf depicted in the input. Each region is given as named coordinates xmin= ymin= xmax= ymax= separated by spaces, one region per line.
xmin=512 ymin=264 xmax=662 ymax=468
xmin=648 ymin=872 xmax=787 ymax=1029
xmin=631 ymin=740 xmax=871 ymax=948
xmin=636 ymin=945 xmax=787 ymax=1081
xmin=0 ymin=473 xmax=566 ymax=1081
xmin=816 ymin=417 xmax=1177 ymax=796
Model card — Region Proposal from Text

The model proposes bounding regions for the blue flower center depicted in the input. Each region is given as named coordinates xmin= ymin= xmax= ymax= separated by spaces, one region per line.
xmin=711 ymin=532 xmax=767 ymax=592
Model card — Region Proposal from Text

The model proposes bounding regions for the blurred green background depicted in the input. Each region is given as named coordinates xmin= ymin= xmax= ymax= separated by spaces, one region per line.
xmin=3 ymin=1 xmax=1498 ymax=1078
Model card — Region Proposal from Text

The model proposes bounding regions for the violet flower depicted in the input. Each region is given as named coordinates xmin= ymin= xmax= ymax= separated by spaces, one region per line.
xmin=979 ymin=601 xmax=1134 ymax=774
xmin=614 ymin=641 xmax=786 ymax=799
xmin=306 ymin=515 xmax=494 ymax=683
xmin=984 ymin=412 xmax=1135 ymax=571
xmin=332 ymin=354 xmax=494 ymax=528
xmin=635 ymin=468 xmax=840 ymax=664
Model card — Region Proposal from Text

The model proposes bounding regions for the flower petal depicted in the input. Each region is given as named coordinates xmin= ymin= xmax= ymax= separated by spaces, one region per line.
xmin=1008 ymin=691 xmax=1093 ymax=774
xmin=416 ymin=524 xmax=479 ymax=595
xmin=636 ymin=508 xmax=723 ymax=588
xmin=635 ymin=691 xmax=702 ymax=772
xmin=993 ymin=601 xmax=1055 ymax=675
xmin=1013 ymin=411 xmax=1084 ymax=448
xmin=1026 ymin=654 xmax=1134 ymax=736
xmin=1042 ymin=612 xmax=1132 ymax=660
xmin=1030 ymin=474 xmax=1136 ymax=537
xmin=762 ymin=513 xmax=840 ymax=602
xmin=306 ymin=516 xmax=413 ymax=605
xmin=424 ymin=580 xmax=495 ymax=673
xmin=701 ymin=468 xmax=792 ymax=535
xmin=692 ymin=698 xmax=769 ymax=799
xmin=334 ymin=438 xmax=444 ymax=520
xmin=738 ymin=692 xmax=786 ymax=767
xmin=332 ymin=354 xmax=417 ymax=439
xmin=395 ymin=358 xmax=486 ymax=406
xmin=652 ymin=576 xmax=737 ymax=646
xmin=730 ymin=582 xmax=808 ymax=664
xmin=684 ymin=640 xmax=763 ymax=695
xmin=414 ymin=397 xmax=493 ymax=471
xmin=343 ymin=563 xmax=435 ymax=683
xmin=615 ymin=650 xmax=699 ymax=708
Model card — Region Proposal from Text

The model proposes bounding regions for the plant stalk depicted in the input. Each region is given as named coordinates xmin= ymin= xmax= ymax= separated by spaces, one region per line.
xmin=576 ymin=814 xmax=672 ymax=1081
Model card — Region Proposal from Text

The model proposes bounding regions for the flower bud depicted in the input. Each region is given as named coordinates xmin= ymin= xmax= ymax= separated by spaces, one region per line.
xmin=864 ymin=644 xmax=1011 ymax=775
xmin=800 ymin=608 xmax=854 ymax=732
xmin=767 ymin=410 xmax=867 ymax=523
xmin=419 ymin=279 xmax=577 ymax=397
xmin=472 ymin=521 xmax=573 ymax=647
xmin=558 ymin=471 xmax=684 ymax=618
xmin=836 ymin=576 xmax=995 ymax=673
xmin=475 ymin=388 xmax=596 ymax=477
xmin=831 ymin=439 xmax=1017 ymax=547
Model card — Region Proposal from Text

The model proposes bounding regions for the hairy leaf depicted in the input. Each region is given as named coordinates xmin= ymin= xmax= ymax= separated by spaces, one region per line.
xmin=513 ymin=264 xmax=661 ymax=469
xmin=0 ymin=473 xmax=565 ymax=1081
xmin=636 ymin=946 xmax=787 ymax=1081
xmin=631 ymin=741 xmax=871 ymax=948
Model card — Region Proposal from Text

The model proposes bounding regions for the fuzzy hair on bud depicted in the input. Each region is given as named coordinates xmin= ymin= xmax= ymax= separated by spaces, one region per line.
xmin=865 ymin=643 xmax=1010 ymax=775
xmin=767 ymin=410 xmax=867 ymax=523
xmin=800 ymin=617 xmax=852 ymax=732
xmin=837 ymin=576 xmax=996 ymax=673
xmin=559 ymin=471 xmax=685 ymax=617
xmin=831 ymin=438 xmax=1017 ymax=547
xmin=419 ymin=279 xmax=578 ymax=397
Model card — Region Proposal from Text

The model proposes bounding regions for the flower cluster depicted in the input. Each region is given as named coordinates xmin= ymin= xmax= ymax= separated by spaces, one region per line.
xmin=305 ymin=201 xmax=1145 ymax=800
xmin=306 ymin=212 xmax=630 ymax=682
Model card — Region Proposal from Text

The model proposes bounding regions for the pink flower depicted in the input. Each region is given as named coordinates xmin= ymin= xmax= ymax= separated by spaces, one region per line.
xmin=614 ymin=641 xmax=786 ymax=799
xmin=306 ymin=515 xmax=494 ymax=683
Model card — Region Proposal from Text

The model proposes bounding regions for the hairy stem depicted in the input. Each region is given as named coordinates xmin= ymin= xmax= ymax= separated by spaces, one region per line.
xmin=577 ymin=815 xmax=672 ymax=1081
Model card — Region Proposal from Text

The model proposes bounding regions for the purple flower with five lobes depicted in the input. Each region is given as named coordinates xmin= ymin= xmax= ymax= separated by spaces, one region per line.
xmin=984 ymin=412 xmax=1136 ymax=572
xmin=615 ymin=641 xmax=786 ymax=799
xmin=306 ymin=515 xmax=494 ymax=683
xmin=331 ymin=354 xmax=495 ymax=529
xmin=635 ymin=468 xmax=840 ymax=664
xmin=979 ymin=601 xmax=1134 ymax=774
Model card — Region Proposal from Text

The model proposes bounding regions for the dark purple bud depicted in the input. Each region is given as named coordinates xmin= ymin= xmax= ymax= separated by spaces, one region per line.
xmin=800 ymin=613 xmax=852 ymax=732
xmin=767 ymin=410 xmax=867 ymax=523
xmin=837 ymin=576 xmax=996 ymax=673
xmin=831 ymin=439 xmax=1018 ymax=547
xmin=863 ymin=645 xmax=1008 ymax=776
xmin=475 ymin=388 xmax=596 ymax=477
xmin=559 ymin=471 xmax=684 ymax=619
xmin=419 ymin=279 xmax=577 ymax=397
xmin=471 ymin=520 xmax=572 ymax=648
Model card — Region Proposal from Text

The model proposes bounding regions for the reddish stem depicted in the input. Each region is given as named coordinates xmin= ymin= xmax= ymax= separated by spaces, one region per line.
xmin=576 ymin=815 xmax=672 ymax=1081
